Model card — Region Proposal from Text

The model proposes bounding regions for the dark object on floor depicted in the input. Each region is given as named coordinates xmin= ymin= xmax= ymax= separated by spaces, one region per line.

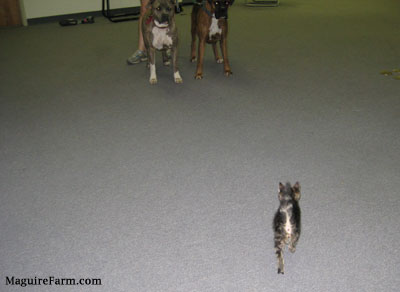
xmin=246 ymin=0 xmax=279 ymax=6
xmin=59 ymin=19 xmax=78 ymax=26
xmin=81 ymin=16 xmax=95 ymax=24
xmin=380 ymin=70 xmax=393 ymax=76
xmin=380 ymin=68 xmax=400 ymax=80
xmin=273 ymin=182 xmax=301 ymax=274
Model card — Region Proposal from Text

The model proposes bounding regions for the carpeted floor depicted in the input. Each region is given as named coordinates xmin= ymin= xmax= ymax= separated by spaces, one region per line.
xmin=1 ymin=1 xmax=399 ymax=291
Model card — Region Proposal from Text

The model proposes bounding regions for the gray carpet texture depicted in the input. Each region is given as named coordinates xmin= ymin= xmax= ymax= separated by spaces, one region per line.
xmin=1 ymin=0 xmax=399 ymax=291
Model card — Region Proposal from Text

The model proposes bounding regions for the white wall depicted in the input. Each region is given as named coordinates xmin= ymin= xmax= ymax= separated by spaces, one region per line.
xmin=22 ymin=0 xmax=140 ymax=19
xmin=18 ymin=0 xmax=28 ymax=26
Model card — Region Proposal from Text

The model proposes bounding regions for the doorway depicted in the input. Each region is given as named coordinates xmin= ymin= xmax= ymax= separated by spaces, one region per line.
xmin=0 ymin=0 xmax=23 ymax=26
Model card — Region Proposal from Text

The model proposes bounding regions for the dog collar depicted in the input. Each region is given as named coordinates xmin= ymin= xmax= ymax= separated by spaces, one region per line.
xmin=146 ymin=15 xmax=153 ymax=25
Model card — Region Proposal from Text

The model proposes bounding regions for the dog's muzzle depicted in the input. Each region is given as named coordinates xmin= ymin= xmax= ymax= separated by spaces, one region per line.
xmin=160 ymin=13 xmax=170 ymax=25
xmin=154 ymin=19 xmax=169 ymax=28
xmin=214 ymin=1 xmax=229 ymax=19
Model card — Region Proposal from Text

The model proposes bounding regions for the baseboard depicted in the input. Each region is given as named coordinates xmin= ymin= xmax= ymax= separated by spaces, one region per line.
xmin=27 ymin=7 xmax=140 ymax=25
xmin=27 ymin=2 xmax=194 ymax=26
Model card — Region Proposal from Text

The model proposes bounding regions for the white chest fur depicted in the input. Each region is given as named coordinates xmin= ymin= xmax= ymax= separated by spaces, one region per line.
xmin=209 ymin=15 xmax=222 ymax=38
xmin=152 ymin=27 xmax=173 ymax=50
xmin=280 ymin=205 xmax=293 ymax=235
xmin=284 ymin=210 xmax=292 ymax=234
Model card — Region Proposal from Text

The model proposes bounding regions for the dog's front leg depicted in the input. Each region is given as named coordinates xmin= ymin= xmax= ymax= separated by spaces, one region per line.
xmin=190 ymin=12 xmax=197 ymax=62
xmin=191 ymin=38 xmax=197 ymax=63
xmin=172 ymin=47 xmax=183 ymax=84
xmin=220 ymin=38 xmax=232 ymax=76
xmin=195 ymin=38 xmax=206 ymax=79
xmin=212 ymin=43 xmax=223 ymax=64
xmin=148 ymin=48 xmax=157 ymax=85
xmin=162 ymin=50 xmax=171 ymax=66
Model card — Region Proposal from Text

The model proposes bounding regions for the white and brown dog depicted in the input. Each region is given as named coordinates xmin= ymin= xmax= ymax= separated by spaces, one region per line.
xmin=142 ymin=0 xmax=182 ymax=84
xmin=191 ymin=0 xmax=234 ymax=79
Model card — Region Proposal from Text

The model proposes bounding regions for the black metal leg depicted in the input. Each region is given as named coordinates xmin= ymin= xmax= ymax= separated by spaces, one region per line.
xmin=102 ymin=0 xmax=140 ymax=23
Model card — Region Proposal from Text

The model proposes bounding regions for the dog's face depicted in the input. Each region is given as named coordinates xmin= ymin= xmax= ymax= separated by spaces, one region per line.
xmin=212 ymin=0 xmax=234 ymax=19
xmin=149 ymin=0 xmax=176 ymax=28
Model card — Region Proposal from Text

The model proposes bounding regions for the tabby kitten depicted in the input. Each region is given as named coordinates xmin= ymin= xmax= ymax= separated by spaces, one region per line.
xmin=273 ymin=182 xmax=301 ymax=274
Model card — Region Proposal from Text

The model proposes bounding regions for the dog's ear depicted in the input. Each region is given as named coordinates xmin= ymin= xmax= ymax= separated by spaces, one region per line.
xmin=293 ymin=182 xmax=301 ymax=201
xmin=146 ymin=0 xmax=155 ymax=9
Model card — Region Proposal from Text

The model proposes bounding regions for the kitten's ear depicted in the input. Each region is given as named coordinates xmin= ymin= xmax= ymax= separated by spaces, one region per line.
xmin=278 ymin=182 xmax=284 ymax=200
xmin=293 ymin=182 xmax=300 ymax=191
xmin=279 ymin=182 xmax=285 ymax=192
xmin=293 ymin=182 xmax=301 ymax=201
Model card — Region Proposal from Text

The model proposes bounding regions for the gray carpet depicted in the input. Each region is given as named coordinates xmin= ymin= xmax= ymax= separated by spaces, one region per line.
xmin=1 ymin=0 xmax=399 ymax=291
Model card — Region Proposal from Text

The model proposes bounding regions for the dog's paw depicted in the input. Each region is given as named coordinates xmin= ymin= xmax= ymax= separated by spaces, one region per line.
xmin=163 ymin=61 xmax=171 ymax=66
xmin=174 ymin=72 xmax=183 ymax=84
xmin=191 ymin=57 xmax=197 ymax=63
xmin=216 ymin=58 xmax=224 ymax=64
xmin=195 ymin=74 xmax=203 ymax=80
xmin=224 ymin=70 xmax=233 ymax=77
xmin=149 ymin=64 xmax=157 ymax=84
xmin=175 ymin=77 xmax=183 ymax=84
xmin=289 ymin=246 xmax=296 ymax=253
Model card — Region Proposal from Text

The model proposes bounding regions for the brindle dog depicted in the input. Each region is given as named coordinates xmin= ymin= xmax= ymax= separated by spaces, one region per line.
xmin=142 ymin=0 xmax=182 ymax=84
xmin=273 ymin=182 xmax=301 ymax=274
xmin=191 ymin=0 xmax=234 ymax=79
